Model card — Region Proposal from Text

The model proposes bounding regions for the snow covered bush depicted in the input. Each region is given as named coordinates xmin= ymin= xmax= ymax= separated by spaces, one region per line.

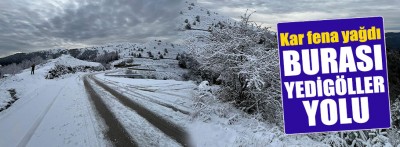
xmin=389 ymin=96 xmax=400 ymax=146
xmin=306 ymin=129 xmax=395 ymax=147
xmin=46 ymin=65 xmax=71 ymax=79
xmin=94 ymin=51 xmax=119 ymax=66
xmin=45 ymin=55 xmax=105 ymax=79
xmin=392 ymin=97 xmax=400 ymax=129
xmin=187 ymin=11 xmax=281 ymax=124
xmin=0 ymin=89 xmax=18 ymax=112
xmin=388 ymin=128 xmax=400 ymax=146
xmin=387 ymin=50 xmax=400 ymax=102
xmin=46 ymin=65 xmax=103 ymax=79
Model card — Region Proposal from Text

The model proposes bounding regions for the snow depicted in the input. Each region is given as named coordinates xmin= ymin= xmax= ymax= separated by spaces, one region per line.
xmin=178 ymin=1 xmax=234 ymax=31
xmin=0 ymin=89 xmax=12 ymax=110
xmin=177 ymin=0 xmax=235 ymax=43
xmin=0 ymin=57 xmax=108 ymax=147
xmin=198 ymin=81 xmax=211 ymax=91
xmin=109 ymin=57 xmax=188 ymax=80
xmin=95 ymin=73 xmax=328 ymax=146
xmin=95 ymin=74 xmax=195 ymax=126
xmin=61 ymin=40 xmax=184 ymax=61
xmin=88 ymin=79 xmax=181 ymax=147
xmin=50 ymin=54 xmax=102 ymax=68
xmin=188 ymin=83 xmax=329 ymax=147
xmin=129 ymin=58 xmax=188 ymax=80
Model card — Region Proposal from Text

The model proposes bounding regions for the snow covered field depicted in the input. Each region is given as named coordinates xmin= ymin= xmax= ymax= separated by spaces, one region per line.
xmin=127 ymin=58 xmax=188 ymax=80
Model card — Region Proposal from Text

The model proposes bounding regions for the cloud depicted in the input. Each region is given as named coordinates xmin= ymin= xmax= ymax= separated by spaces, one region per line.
xmin=0 ymin=0 xmax=183 ymax=57
xmin=198 ymin=0 xmax=400 ymax=32
xmin=1 ymin=0 xmax=399 ymax=57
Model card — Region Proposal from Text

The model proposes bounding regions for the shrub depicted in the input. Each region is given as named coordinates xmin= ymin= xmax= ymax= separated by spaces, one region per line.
xmin=46 ymin=65 xmax=104 ymax=79
xmin=187 ymin=11 xmax=281 ymax=124
xmin=185 ymin=23 xmax=192 ymax=30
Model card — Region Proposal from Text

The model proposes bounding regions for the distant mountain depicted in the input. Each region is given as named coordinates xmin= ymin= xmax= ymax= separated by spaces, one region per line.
xmin=0 ymin=41 xmax=184 ymax=66
xmin=386 ymin=32 xmax=400 ymax=50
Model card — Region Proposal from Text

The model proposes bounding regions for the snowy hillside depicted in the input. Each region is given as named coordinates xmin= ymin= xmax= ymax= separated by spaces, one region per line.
xmin=176 ymin=1 xmax=237 ymax=44
xmin=73 ymin=40 xmax=184 ymax=59
xmin=50 ymin=54 xmax=103 ymax=68
xmin=178 ymin=1 xmax=234 ymax=31
xmin=0 ymin=40 xmax=185 ymax=68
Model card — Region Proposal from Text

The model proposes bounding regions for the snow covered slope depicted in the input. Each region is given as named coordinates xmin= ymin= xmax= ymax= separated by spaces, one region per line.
xmin=176 ymin=1 xmax=236 ymax=44
xmin=50 ymin=54 xmax=103 ymax=68
xmin=178 ymin=1 xmax=234 ymax=31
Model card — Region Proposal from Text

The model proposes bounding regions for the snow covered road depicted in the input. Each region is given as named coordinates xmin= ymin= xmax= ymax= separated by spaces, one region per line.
xmin=0 ymin=74 xmax=107 ymax=147
xmin=84 ymin=74 xmax=192 ymax=146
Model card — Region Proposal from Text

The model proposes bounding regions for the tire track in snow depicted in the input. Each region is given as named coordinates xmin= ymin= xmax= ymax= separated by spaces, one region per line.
xmin=100 ymin=79 xmax=191 ymax=115
xmin=90 ymin=75 xmax=192 ymax=147
xmin=101 ymin=78 xmax=191 ymax=115
xmin=75 ymin=75 xmax=103 ymax=147
xmin=128 ymin=90 xmax=191 ymax=115
xmin=16 ymin=82 xmax=69 ymax=147
xmin=83 ymin=75 xmax=137 ymax=147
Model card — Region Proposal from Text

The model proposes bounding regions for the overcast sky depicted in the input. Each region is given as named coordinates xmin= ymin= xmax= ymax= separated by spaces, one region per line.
xmin=1 ymin=0 xmax=399 ymax=57
xmin=198 ymin=0 xmax=400 ymax=32
xmin=0 ymin=0 xmax=183 ymax=57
